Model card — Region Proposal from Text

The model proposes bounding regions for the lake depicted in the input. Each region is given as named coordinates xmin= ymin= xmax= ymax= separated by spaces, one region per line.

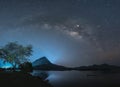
xmin=32 ymin=70 xmax=120 ymax=87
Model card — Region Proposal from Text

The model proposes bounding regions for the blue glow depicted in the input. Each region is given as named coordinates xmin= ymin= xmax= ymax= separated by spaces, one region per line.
xmin=30 ymin=44 xmax=63 ymax=64
xmin=1 ymin=65 xmax=12 ymax=68
xmin=0 ymin=60 xmax=12 ymax=68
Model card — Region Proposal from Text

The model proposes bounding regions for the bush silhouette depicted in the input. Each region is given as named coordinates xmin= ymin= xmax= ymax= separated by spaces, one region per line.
xmin=19 ymin=62 xmax=33 ymax=72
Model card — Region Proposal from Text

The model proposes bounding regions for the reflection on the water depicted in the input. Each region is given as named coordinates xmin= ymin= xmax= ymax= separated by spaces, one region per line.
xmin=32 ymin=70 xmax=120 ymax=87
xmin=31 ymin=70 xmax=49 ymax=80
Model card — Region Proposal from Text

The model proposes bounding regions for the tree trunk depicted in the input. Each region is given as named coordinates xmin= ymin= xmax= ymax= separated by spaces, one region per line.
xmin=12 ymin=63 xmax=17 ymax=71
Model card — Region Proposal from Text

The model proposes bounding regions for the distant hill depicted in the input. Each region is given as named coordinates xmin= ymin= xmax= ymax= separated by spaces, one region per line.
xmin=74 ymin=64 xmax=120 ymax=71
xmin=32 ymin=57 xmax=71 ymax=70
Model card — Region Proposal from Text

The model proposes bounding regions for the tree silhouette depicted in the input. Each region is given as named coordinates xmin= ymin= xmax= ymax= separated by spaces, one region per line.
xmin=0 ymin=42 xmax=33 ymax=69
xmin=19 ymin=62 xmax=33 ymax=72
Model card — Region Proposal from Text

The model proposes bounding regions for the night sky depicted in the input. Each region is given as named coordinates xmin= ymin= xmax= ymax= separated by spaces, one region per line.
xmin=0 ymin=0 xmax=120 ymax=67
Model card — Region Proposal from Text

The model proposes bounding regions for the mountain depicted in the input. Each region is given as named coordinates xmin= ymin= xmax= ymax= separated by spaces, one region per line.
xmin=32 ymin=57 xmax=52 ymax=67
xmin=32 ymin=57 xmax=71 ymax=70
xmin=32 ymin=57 xmax=120 ymax=71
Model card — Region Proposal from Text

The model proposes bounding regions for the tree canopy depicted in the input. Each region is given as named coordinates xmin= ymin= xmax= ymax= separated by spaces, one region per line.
xmin=0 ymin=42 xmax=33 ymax=68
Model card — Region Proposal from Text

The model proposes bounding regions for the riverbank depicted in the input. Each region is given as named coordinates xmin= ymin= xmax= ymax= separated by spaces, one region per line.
xmin=0 ymin=71 xmax=53 ymax=87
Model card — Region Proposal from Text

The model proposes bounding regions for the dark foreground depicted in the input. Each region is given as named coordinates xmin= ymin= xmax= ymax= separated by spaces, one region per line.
xmin=1 ymin=70 xmax=120 ymax=87
xmin=0 ymin=71 xmax=53 ymax=87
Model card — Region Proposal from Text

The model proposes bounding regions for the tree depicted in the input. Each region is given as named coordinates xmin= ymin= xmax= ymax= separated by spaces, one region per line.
xmin=19 ymin=62 xmax=33 ymax=72
xmin=0 ymin=42 xmax=33 ymax=69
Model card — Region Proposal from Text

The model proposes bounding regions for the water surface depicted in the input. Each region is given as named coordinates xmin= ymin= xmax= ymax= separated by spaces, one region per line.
xmin=32 ymin=70 xmax=120 ymax=87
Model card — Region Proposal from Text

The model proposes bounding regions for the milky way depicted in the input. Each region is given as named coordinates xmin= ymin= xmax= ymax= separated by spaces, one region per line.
xmin=0 ymin=0 xmax=120 ymax=67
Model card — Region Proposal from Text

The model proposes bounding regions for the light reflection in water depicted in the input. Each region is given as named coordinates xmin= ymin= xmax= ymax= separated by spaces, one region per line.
xmin=32 ymin=70 xmax=120 ymax=87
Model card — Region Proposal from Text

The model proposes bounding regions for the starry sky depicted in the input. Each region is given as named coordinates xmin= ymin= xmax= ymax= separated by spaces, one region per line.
xmin=0 ymin=0 xmax=120 ymax=67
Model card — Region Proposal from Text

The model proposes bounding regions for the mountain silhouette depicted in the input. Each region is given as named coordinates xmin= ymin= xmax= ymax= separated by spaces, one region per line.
xmin=32 ymin=57 xmax=52 ymax=67
xmin=32 ymin=57 xmax=71 ymax=70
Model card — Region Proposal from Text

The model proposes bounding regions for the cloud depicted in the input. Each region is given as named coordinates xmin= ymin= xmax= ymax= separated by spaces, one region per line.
xmin=64 ymin=30 xmax=83 ymax=39
xmin=19 ymin=13 xmax=96 ymax=42
xmin=69 ymin=31 xmax=79 ymax=37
